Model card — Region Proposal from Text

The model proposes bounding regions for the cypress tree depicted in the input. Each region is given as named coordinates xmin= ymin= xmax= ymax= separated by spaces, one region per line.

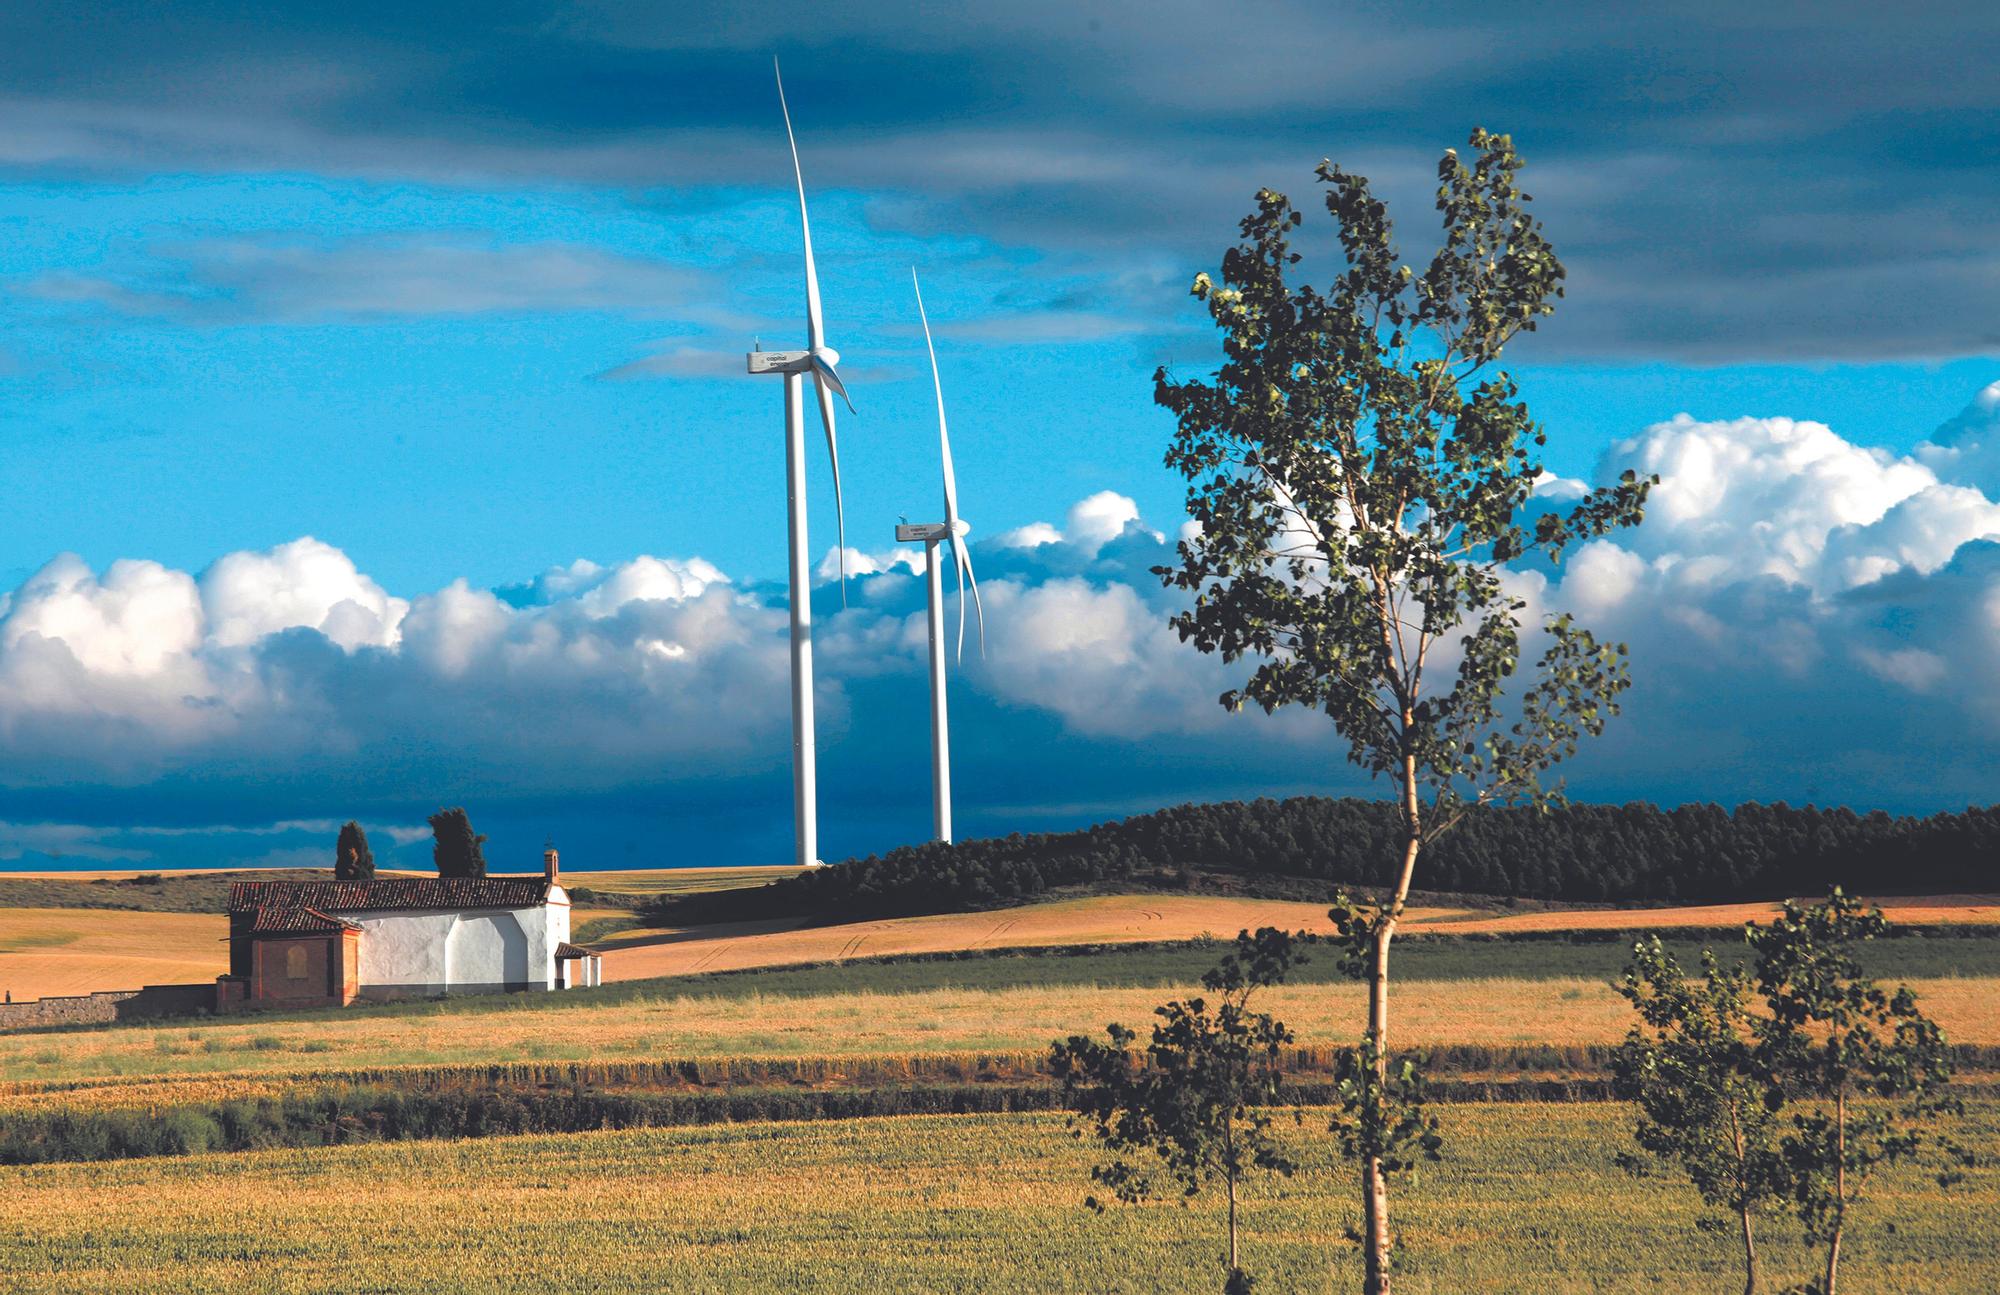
xmin=428 ymin=807 xmax=488 ymax=879
xmin=333 ymin=821 xmax=375 ymax=881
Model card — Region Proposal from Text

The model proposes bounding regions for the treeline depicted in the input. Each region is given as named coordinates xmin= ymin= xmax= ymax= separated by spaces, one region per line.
xmin=647 ymin=798 xmax=2000 ymax=925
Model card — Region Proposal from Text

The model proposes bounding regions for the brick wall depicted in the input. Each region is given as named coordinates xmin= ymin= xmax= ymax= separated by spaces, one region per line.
xmin=0 ymin=982 xmax=218 ymax=1031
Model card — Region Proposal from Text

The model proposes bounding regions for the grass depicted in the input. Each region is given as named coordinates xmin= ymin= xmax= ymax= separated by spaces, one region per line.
xmin=2 ymin=1104 xmax=1995 ymax=1292
xmin=5 ymin=974 xmax=1995 ymax=1089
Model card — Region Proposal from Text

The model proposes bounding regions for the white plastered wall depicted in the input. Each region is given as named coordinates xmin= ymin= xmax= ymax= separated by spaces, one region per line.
xmin=351 ymin=886 xmax=569 ymax=997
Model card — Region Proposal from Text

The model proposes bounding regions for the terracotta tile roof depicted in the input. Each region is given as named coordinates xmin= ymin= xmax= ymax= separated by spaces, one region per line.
xmin=246 ymin=905 xmax=362 ymax=935
xmin=229 ymin=876 xmax=553 ymax=914
xmin=554 ymin=942 xmax=598 ymax=959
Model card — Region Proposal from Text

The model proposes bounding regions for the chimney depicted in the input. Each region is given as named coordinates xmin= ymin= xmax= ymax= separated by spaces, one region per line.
xmin=543 ymin=845 xmax=560 ymax=883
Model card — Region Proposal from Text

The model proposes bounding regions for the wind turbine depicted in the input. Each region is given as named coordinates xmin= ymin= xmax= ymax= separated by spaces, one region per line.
xmin=747 ymin=59 xmax=854 ymax=869
xmin=896 ymin=269 xmax=984 ymax=843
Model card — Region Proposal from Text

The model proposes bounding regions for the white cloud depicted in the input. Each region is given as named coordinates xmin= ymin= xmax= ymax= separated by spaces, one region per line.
xmin=816 ymin=545 xmax=922 ymax=583
xmin=1600 ymin=411 xmax=2000 ymax=595
xmin=201 ymin=537 xmax=407 ymax=651
xmin=2 ymin=554 xmax=204 ymax=678
xmin=996 ymin=521 xmax=1062 ymax=549
xmin=399 ymin=579 xmax=512 ymax=678
xmin=975 ymin=576 xmax=1222 ymax=737
xmin=1561 ymin=540 xmax=1647 ymax=616
xmin=1916 ymin=380 xmax=2000 ymax=493
xmin=1066 ymin=491 xmax=1145 ymax=551
xmin=0 ymin=820 xmax=149 ymax=863
xmin=575 ymin=555 xmax=727 ymax=616
xmin=4 ymin=390 xmax=2000 ymax=832
xmin=1604 ymin=413 xmax=1938 ymax=590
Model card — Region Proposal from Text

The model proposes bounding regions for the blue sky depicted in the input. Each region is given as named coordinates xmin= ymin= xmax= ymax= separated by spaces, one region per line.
xmin=1 ymin=3 xmax=1997 ymax=871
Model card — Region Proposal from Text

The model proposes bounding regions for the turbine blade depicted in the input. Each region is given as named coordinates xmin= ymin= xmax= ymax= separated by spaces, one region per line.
xmin=811 ymin=353 xmax=856 ymax=414
xmin=814 ymin=371 xmax=848 ymax=606
xmin=912 ymin=269 xmax=959 ymax=531
xmin=957 ymin=537 xmax=986 ymax=661
xmin=775 ymin=59 xmax=825 ymax=352
xmin=914 ymin=268 xmax=980 ymax=660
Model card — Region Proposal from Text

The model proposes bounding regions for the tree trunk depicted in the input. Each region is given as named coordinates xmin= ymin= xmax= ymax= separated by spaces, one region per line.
xmin=1361 ymin=762 xmax=1424 ymax=1295
xmin=1825 ymin=1088 xmax=1847 ymax=1295
xmin=1362 ymin=925 xmax=1394 ymax=1295
xmin=1729 ymin=1112 xmax=1759 ymax=1295
xmin=1738 ymin=1205 xmax=1759 ymax=1295
xmin=1228 ymin=1170 xmax=1239 ymax=1274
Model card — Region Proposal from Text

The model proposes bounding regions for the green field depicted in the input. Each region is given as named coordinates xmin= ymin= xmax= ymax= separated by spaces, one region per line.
xmin=4 ymin=1104 xmax=1996 ymax=1293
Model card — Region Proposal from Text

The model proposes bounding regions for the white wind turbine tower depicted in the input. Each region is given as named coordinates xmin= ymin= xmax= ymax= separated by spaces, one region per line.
xmin=747 ymin=60 xmax=854 ymax=869
xmin=896 ymin=269 xmax=984 ymax=843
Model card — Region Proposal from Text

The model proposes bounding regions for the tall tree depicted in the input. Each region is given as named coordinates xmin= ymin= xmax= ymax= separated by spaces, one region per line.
xmin=428 ymin=807 xmax=488 ymax=879
xmin=1154 ymin=129 xmax=1652 ymax=1292
xmin=1051 ymin=928 xmax=1304 ymax=1294
xmin=333 ymin=821 xmax=375 ymax=881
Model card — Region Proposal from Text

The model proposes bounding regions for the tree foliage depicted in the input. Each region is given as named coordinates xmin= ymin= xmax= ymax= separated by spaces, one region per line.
xmin=428 ymin=807 xmax=488 ymax=879
xmin=1154 ymin=133 xmax=1651 ymax=835
xmin=333 ymin=821 xmax=375 ymax=882
xmin=1612 ymin=938 xmax=1786 ymax=1294
xmin=1052 ymin=928 xmax=1306 ymax=1293
xmin=1614 ymin=892 xmax=1971 ymax=1295
xmin=1748 ymin=890 xmax=1968 ymax=1295
xmin=1150 ymin=127 xmax=1650 ymax=1292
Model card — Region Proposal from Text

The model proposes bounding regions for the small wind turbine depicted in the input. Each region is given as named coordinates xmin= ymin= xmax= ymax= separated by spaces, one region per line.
xmin=896 ymin=269 xmax=984 ymax=843
xmin=747 ymin=59 xmax=854 ymax=869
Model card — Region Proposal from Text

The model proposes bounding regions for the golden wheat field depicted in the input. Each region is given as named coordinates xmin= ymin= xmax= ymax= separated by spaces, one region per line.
xmin=5 ymin=974 xmax=1996 ymax=1091
xmin=564 ymin=865 xmax=807 ymax=896
xmin=5 ymin=888 xmax=1997 ymax=1000
xmin=591 ymin=891 xmax=2000 ymax=979
xmin=4 ymin=1106 xmax=1997 ymax=1293
xmin=594 ymin=894 xmax=1368 ymax=978
xmin=0 ymin=908 xmax=228 ymax=1001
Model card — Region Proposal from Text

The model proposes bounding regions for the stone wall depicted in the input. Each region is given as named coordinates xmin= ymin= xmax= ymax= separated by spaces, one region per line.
xmin=0 ymin=982 xmax=217 ymax=1031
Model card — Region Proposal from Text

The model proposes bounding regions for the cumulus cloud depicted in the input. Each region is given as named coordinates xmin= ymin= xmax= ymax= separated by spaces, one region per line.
xmin=1592 ymin=405 xmax=2000 ymax=611
xmin=2 ymin=555 xmax=204 ymax=677
xmin=990 ymin=492 xmax=1157 ymax=557
xmin=1065 ymin=491 xmax=1151 ymax=552
xmin=1916 ymin=381 xmax=2000 ymax=493
xmin=5 ymin=389 xmax=2000 ymax=868
xmin=201 ymin=537 xmax=406 ymax=650
xmin=995 ymin=521 xmax=1062 ymax=549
